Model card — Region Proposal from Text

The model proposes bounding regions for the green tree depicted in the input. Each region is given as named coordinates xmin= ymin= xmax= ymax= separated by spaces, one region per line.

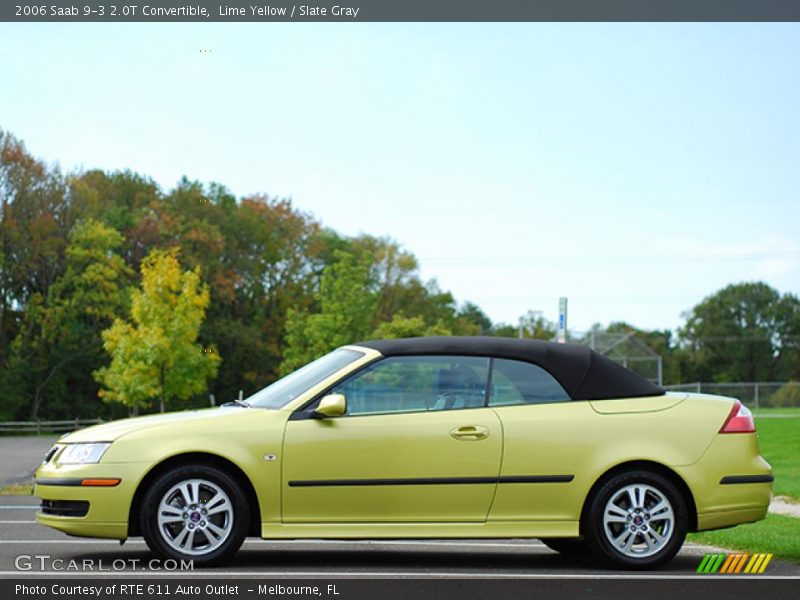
xmin=455 ymin=302 xmax=493 ymax=335
xmin=372 ymin=315 xmax=451 ymax=339
xmin=604 ymin=321 xmax=677 ymax=384
xmin=775 ymin=293 xmax=800 ymax=381
xmin=280 ymin=251 xmax=377 ymax=375
xmin=770 ymin=382 xmax=800 ymax=407
xmin=491 ymin=311 xmax=556 ymax=340
xmin=3 ymin=219 xmax=131 ymax=419
xmin=350 ymin=235 xmax=419 ymax=325
xmin=95 ymin=249 xmax=220 ymax=413
xmin=679 ymin=282 xmax=785 ymax=382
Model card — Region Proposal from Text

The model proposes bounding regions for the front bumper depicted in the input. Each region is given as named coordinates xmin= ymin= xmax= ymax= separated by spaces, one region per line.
xmin=34 ymin=461 xmax=150 ymax=540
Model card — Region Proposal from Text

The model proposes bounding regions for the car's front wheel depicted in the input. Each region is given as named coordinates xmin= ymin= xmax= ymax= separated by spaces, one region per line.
xmin=140 ymin=463 xmax=249 ymax=565
xmin=583 ymin=470 xmax=687 ymax=569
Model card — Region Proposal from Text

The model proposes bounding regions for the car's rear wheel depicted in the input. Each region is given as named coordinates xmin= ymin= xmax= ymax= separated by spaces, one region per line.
xmin=583 ymin=470 xmax=687 ymax=569
xmin=539 ymin=538 xmax=590 ymax=557
xmin=140 ymin=463 xmax=249 ymax=565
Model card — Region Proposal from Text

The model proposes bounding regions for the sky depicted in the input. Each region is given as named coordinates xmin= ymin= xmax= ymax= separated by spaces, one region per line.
xmin=1 ymin=23 xmax=799 ymax=333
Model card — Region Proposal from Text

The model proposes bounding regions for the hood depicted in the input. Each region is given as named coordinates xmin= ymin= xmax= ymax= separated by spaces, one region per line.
xmin=61 ymin=407 xmax=261 ymax=443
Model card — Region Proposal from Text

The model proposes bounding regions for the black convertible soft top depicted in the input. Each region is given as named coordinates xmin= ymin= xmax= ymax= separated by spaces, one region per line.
xmin=354 ymin=336 xmax=664 ymax=401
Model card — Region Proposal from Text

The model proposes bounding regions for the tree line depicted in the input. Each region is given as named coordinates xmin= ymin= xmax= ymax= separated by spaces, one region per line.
xmin=1 ymin=129 xmax=798 ymax=418
xmin=0 ymin=130 xmax=499 ymax=418
xmin=587 ymin=279 xmax=799 ymax=387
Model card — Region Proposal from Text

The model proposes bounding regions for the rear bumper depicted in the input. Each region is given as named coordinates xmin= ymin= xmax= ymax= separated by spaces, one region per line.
xmin=675 ymin=433 xmax=773 ymax=532
xmin=697 ymin=506 xmax=769 ymax=531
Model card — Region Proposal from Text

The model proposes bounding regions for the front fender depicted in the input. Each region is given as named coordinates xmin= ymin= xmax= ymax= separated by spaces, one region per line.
xmin=103 ymin=409 xmax=288 ymax=524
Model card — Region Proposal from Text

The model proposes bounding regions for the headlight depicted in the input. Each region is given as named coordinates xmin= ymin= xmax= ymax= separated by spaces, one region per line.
xmin=57 ymin=443 xmax=112 ymax=465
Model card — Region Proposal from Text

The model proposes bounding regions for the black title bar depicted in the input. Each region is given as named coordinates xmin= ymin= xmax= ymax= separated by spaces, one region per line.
xmin=5 ymin=0 xmax=800 ymax=22
xmin=4 ymin=578 xmax=800 ymax=600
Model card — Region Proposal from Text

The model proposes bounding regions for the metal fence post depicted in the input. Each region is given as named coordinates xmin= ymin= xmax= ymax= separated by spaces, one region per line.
xmin=754 ymin=383 xmax=760 ymax=417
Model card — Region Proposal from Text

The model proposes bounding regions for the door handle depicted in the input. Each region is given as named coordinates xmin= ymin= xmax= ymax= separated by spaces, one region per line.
xmin=450 ymin=425 xmax=490 ymax=441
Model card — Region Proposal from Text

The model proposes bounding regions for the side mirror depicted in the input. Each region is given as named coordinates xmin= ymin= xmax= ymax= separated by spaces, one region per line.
xmin=314 ymin=394 xmax=346 ymax=418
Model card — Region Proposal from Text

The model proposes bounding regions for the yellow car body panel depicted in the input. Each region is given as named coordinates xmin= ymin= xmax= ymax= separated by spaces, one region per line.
xmin=282 ymin=407 xmax=502 ymax=522
xmin=675 ymin=432 xmax=772 ymax=529
xmin=488 ymin=393 xmax=771 ymax=528
xmin=34 ymin=344 xmax=772 ymax=546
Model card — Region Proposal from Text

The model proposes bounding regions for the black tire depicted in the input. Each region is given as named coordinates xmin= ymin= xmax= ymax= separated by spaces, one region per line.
xmin=583 ymin=470 xmax=687 ymax=570
xmin=540 ymin=538 xmax=590 ymax=557
xmin=140 ymin=463 xmax=250 ymax=566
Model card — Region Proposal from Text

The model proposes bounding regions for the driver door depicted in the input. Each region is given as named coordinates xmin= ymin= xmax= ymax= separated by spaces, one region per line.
xmin=281 ymin=355 xmax=502 ymax=523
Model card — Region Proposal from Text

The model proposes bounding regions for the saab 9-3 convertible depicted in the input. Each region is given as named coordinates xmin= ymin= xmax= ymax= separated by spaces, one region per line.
xmin=35 ymin=337 xmax=772 ymax=569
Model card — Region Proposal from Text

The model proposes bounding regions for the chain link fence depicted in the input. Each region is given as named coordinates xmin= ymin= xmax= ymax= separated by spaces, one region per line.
xmin=663 ymin=382 xmax=800 ymax=414
xmin=572 ymin=330 xmax=664 ymax=385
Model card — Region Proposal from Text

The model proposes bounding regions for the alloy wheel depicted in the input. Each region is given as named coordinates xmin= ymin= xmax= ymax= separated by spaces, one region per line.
xmin=156 ymin=478 xmax=234 ymax=556
xmin=601 ymin=483 xmax=675 ymax=559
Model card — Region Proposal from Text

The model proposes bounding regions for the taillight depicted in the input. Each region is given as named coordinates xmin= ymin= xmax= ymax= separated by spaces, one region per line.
xmin=719 ymin=400 xmax=756 ymax=433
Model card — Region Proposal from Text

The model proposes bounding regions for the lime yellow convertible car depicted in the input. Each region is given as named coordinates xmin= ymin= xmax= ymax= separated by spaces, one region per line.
xmin=34 ymin=337 xmax=772 ymax=569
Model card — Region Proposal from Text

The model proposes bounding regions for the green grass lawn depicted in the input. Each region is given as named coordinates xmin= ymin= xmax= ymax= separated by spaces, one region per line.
xmin=756 ymin=406 xmax=800 ymax=418
xmin=0 ymin=482 xmax=32 ymax=496
xmin=755 ymin=409 xmax=800 ymax=499
xmin=688 ymin=514 xmax=800 ymax=564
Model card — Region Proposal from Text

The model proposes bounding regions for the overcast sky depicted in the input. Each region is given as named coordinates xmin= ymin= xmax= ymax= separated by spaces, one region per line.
xmin=2 ymin=23 xmax=798 ymax=332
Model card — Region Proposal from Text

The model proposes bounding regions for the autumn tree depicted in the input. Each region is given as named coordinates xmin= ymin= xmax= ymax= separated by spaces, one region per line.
xmin=95 ymin=249 xmax=220 ymax=413
xmin=0 ymin=130 xmax=69 ymax=355
xmin=202 ymin=194 xmax=324 ymax=399
xmin=0 ymin=131 xmax=502 ymax=417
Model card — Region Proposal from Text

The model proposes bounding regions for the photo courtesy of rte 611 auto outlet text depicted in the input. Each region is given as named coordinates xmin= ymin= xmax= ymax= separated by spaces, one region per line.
xmin=0 ymin=2 xmax=799 ymax=599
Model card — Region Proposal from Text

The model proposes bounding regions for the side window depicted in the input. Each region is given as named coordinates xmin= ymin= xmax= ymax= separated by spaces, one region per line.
xmin=489 ymin=358 xmax=570 ymax=406
xmin=332 ymin=356 xmax=490 ymax=416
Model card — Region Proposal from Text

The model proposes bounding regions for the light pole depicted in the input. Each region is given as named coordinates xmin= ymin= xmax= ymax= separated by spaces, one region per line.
xmin=557 ymin=297 xmax=568 ymax=343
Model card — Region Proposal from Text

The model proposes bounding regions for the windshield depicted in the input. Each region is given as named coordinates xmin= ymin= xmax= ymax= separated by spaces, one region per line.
xmin=246 ymin=349 xmax=365 ymax=409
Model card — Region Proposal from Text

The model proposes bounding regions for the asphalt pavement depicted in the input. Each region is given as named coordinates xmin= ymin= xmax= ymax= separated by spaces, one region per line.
xmin=0 ymin=495 xmax=796 ymax=578
xmin=0 ymin=435 xmax=57 ymax=485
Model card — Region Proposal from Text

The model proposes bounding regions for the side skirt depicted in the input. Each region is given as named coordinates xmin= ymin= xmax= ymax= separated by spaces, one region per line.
xmin=261 ymin=520 xmax=579 ymax=539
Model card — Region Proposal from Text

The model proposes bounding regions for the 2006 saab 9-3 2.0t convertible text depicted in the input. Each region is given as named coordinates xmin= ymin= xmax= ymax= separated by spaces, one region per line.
xmin=35 ymin=337 xmax=773 ymax=569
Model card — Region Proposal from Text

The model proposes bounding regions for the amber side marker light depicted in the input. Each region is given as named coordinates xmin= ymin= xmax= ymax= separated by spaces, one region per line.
xmin=80 ymin=479 xmax=121 ymax=487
